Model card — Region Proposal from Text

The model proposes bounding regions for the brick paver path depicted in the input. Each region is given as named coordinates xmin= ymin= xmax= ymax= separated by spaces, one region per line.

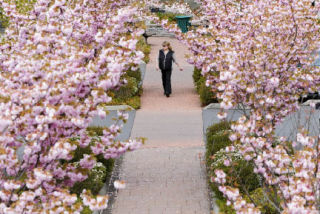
xmin=111 ymin=37 xmax=210 ymax=214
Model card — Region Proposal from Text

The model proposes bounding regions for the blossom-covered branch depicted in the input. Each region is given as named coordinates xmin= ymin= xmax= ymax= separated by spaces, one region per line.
xmin=160 ymin=0 xmax=320 ymax=212
xmin=0 ymin=0 xmax=145 ymax=212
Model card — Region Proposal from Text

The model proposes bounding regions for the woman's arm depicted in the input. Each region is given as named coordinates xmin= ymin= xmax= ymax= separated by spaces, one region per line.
xmin=156 ymin=54 xmax=160 ymax=71
xmin=173 ymin=53 xmax=183 ymax=71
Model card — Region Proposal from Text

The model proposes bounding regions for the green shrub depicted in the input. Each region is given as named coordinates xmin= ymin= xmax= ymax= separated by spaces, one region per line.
xmin=123 ymin=95 xmax=141 ymax=109
xmin=195 ymin=76 xmax=204 ymax=93
xmin=71 ymin=144 xmax=115 ymax=183
xmin=205 ymin=121 xmax=231 ymax=185
xmin=205 ymin=122 xmax=261 ymax=212
xmin=71 ymin=127 xmax=104 ymax=162
xmin=206 ymin=121 xmax=231 ymax=136
xmin=126 ymin=68 xmax=142 ymax=84
xmin=193 ymin=68 xmax=205 ymax=93
xmin=244 ymin=188 xmax=279 ymax=214
xmin=206 ymin=122 xmax=230 ymax=201
xmin=72 ymin=146 xmax=93 ymax=163
xmin=193 ymin=67 xmax=218 ymax=106
xmin=208 ymin=150 xmax=260 ymax=200
xmin=108 ymin=95 xmax=141 ymax=109
xmin=206 ymin=121 xmax=231 ymax=160
xmin=81 ymin=207 xmax=93 ymax=214
xmin=71 ymin=162 xmax=107 ymax=195
xmin=193 ymin=67 xmax=202 ymax=84
xmin=198 ymin=78 xmax=217 ymax=106
xmin=215 ymin=198 xmax=236 ymax=214
xmin=97 ymin=154 xmax=115 ymax=181
xmin=113 ymin=77 xmax=138 ymax=100
xmin=137 ymin=38 xmax=151 ymax=63
xmin=70 ymin=132 xmax=115 ymax=196
xmin=106 ymin=67 xmax=143 ymax=109
xmin=106 ymin=65 xmax=144 ymax=109
xmin=71 ymin=135 xmax=115 ymax=169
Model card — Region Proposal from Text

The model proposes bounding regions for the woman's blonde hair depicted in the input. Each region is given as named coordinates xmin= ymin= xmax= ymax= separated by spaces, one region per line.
xmin=162 ymin=41 xmax=173 ymax=51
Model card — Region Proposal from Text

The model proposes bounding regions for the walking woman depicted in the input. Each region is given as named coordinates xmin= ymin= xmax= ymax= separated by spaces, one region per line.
xmin=156 ymin=41 xmax=183 ymax=97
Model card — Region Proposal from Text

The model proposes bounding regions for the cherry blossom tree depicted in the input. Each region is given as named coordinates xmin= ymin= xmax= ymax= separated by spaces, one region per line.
xmin=0 ymin=0 xmax=144 ymax=213
xmin=161 ymin=0 xmax=320 ymax=213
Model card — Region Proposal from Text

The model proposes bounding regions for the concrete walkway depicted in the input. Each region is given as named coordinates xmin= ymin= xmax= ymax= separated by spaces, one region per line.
xmin=111 ymin=37 xmax=210 ymax=214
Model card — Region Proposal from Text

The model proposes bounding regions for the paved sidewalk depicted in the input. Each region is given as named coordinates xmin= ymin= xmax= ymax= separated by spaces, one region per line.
xmin=111 ymin=37 xmax=210 ymax=214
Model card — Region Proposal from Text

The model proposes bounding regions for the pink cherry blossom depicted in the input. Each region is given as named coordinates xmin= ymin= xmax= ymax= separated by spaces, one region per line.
xmin=0 ymin=0 xmax=145 ymax=212
xmin=156 ymin=0 xmax=320 ymax=212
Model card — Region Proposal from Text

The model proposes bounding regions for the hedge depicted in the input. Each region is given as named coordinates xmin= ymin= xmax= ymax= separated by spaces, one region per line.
xmin=81 ymin=207 xmax=93 ymax=214
xmin=193 ymin=67 xmax=218 ymax=106
xmin=108 ymin=68 xmax=143 ymax=109
xmin=127 ymin=67 xmax=142 ymax=83
xmin=137 ymin=38 xmax=151 ymax=63
xmin=109 ymin=95 xmax=141 ymax=109
xmin=70 ymin=127 xmax=115 ymax=199
xmin=114 ymin=76 xmax=139 ymax=100
xmin=208 ymin=150 xmax=260 ymax=201
xmin=198 ymin=78 xmax=217 ymax=106
xmin=205 ymin=121 xmax=231 ymax=164
xmin=244 ymin=188 xmax=280 ymax=214
xmin=193 ymin=67 xmax=202 ymax=84
xmin=205 ymin=122 xmax=261 ymax=213
xmin=71 ymin=162 xmax=107 ymax=196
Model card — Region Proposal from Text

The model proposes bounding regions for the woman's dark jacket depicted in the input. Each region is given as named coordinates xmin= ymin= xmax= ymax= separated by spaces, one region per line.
xmin=158 ymin=49 xmax=174 ymax=71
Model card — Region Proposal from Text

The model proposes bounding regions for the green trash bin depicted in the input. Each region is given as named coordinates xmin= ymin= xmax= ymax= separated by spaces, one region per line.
xmin=175 ymin=15 xmax=192 ymax=33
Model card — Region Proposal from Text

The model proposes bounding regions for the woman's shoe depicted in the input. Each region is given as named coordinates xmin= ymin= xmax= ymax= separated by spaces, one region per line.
xmin=166 ymin=94 xmax=170 ymax=97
